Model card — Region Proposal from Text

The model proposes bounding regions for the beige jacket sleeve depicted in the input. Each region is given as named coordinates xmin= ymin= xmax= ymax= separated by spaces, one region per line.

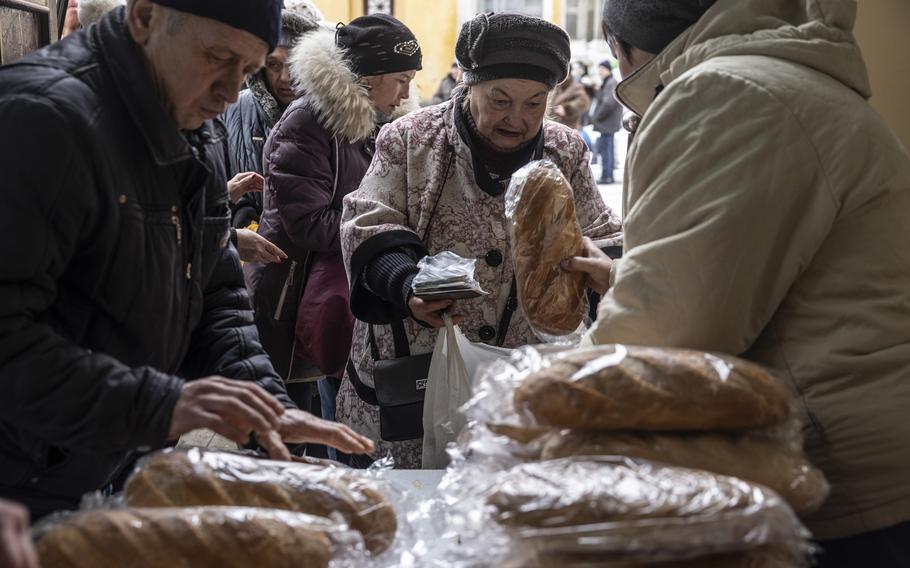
xmin=583 ymin=70 xmax=837 ymax=353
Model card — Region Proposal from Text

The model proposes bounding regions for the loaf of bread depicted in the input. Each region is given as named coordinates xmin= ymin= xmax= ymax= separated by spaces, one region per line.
xmin=513 ymin=345 xmax=791 ymax=431
xmin=506 ymin=160 xmax=587 ymax=336
xmin=487 ymin=457 xmax=807 ymax=559
xmin=538 ymin=430 xmax=829 ymax=515
xmin=486 ymin=422 xmax=549 ymax=445
xmin=123 ymin=449 xmax=396 ymax=553
xmin=36 ymin=507 xmax=347 ymax=568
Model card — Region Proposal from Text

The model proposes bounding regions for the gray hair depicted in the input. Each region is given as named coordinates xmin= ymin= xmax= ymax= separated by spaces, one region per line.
xmin=78 ymin=0 xmax=125 ymax=26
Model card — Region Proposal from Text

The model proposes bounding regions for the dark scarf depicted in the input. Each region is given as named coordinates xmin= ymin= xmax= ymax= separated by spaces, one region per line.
xmin=454 ymin=93 xmax=544 ymax=197
xmin=247 ymin=72 xmax=286 ymax=124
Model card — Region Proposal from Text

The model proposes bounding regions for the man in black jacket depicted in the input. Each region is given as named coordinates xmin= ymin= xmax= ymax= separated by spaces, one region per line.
xmin=0 ymin=0 xmax=372 ymax=519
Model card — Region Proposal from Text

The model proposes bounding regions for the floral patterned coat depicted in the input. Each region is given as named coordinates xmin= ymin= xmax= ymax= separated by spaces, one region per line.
xmin=338 ymin=98 xmax=623 ymax=467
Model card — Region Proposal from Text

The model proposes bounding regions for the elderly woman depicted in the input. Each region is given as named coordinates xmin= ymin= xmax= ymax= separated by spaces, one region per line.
xmin=339 ymin=13 xmax=623 ymax=467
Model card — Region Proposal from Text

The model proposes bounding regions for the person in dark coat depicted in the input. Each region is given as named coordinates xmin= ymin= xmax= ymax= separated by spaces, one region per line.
xmin=430 ymin=62 xmax=462 ymax=105
xmin=591 ymin=60 xmax=623 ymax=183
xmin=223 ymin=6 xmax=321 ymax=229
xmin=551 ymin=74 xmax=591 ymax=130
xmin=0 ymin=0 xmax=372 ymax=520
xmin=244 ymin=14 xmax=421 ymax=458
xmin=222 ymin=6 xmax=320 ymax=265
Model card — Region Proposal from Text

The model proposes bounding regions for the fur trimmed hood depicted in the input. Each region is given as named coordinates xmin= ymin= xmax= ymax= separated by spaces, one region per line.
xmin=290 ymin=29 xmax=376 ymax=142
xmin=290 ymin=29 xmax=420 ymax=141
xmin=78 ymin=0 xmax=124 ymax=27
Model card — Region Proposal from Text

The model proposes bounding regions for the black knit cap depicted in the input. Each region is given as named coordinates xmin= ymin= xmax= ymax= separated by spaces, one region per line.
xmin=151 ymin=0 xmax=283 ymax=51
xmin=336 ymin=14 xmax=422 ymax=77
xmin=456 ymin=12 xmax=570 ymax=89
xmin=602 ymin=0 xmax=718 ymax=55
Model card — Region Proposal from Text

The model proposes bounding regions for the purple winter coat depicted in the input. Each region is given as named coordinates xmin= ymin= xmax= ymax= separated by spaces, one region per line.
xmin=244 ymin=99 xmax=372 ymax=379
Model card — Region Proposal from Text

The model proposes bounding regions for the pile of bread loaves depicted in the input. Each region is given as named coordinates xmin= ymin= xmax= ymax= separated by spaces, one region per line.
xmin=35 ymin=448 xmax=397 ymax=567
xmin=479 ymin=344 xmax=830 ymax=567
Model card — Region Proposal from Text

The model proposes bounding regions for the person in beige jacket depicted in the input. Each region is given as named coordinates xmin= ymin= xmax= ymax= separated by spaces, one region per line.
xmin=563 ymin=0 xmax=910 ymax=564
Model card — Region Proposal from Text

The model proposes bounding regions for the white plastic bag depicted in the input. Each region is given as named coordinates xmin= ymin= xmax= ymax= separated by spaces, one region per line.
xmin=422 ymin=314 xmax=512 ymax=469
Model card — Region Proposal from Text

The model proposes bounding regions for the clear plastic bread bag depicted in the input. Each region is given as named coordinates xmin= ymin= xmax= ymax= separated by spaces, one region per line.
xmin=119 ymin=447 xmax=400 ymax=555
xmin=461 ymin=344 xmax=829 ymax=517
xmin=432 ymin=450 xmax=814 ymax=565
xmin=505 ymin=160 xmax=589 ymax=344
xmin=33 ymin=506 xmax=366 ymax=568
xmin=512 ymin=343 xmax=795 ymax=432
xmin=483 ymin=456 xmax=814 ymax=566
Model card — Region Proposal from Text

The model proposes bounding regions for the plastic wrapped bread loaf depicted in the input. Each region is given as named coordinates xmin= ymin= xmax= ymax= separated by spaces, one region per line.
xmin=538 ymin=430 xmax=829 ymax=515
xmin=123 ymin=449 xmax=396 ymax=553
xmin=513 ymin=345 xmax=791 ymax=431
xmin=486 ymin=457 xmax=809 ymax=562
xmin=505 ymin=160 xmax=587 ymax=337
xmin=36 ymin=507 xmax=354 ymax=568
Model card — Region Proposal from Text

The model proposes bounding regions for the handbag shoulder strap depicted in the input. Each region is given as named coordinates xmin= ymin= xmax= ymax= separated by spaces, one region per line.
xmin=368 ymin=319 xmax=411 ymax=360
xmin=351 ymin=321 xmax=409 ymax=406
xmin=495 ymin=277 xmax=518 ymax=347
xmin=346 ymin=359 xmax=378 ymax=406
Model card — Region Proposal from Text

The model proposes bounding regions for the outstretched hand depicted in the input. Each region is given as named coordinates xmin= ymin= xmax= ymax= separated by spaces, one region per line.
xmin=236 ymin=229 xmax=287 ymax=264
xmin=168 ymin=377 xmax=285 ymax=445
xmin=259 ymin=409 xmax=374 ymax=459
xmin=227 ymin=172 xmax=264 ymax=204
xmin=0 ymin=499 xmax=38 ymax=568
xmin=561 ymin=237 xmax=614 ymax=295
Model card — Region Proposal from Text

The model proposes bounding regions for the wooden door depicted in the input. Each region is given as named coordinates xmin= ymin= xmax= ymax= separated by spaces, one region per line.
xmin=0 ymin=0 xmax=58 ymax=64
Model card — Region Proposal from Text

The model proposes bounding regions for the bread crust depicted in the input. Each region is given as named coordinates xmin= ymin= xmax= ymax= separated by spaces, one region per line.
xmin=487 ymin=457 xmax=806 ymax=564
xmin=123 ymin=449 xmax=397 ymax=553
xmin=514 ymin=346 xmax=791 ymax=430
xmin=539 ymin=430 xmax=829 ymax=515
xmin=37 ymin=507 xmax=336 ymax=568
xmin=509 ymin=161 xmax=587 ymax=336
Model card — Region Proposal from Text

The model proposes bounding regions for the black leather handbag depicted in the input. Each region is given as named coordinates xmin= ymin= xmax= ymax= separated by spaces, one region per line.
xmin=346 ymin=319 xmax=430 ymax=441
xmin=347 ymin=281 xmax=516 ymax=442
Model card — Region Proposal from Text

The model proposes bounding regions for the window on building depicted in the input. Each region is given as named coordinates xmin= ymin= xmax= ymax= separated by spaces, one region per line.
xmin=564 ymin=0 xmax=599 ymax=42
xmin=364 ymin=0 xmax=393 ymax=14
xmin=478 ymin=0 xmax=543 ymax=17
xmin=0 ymin=0 xmax=56 ymax=64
